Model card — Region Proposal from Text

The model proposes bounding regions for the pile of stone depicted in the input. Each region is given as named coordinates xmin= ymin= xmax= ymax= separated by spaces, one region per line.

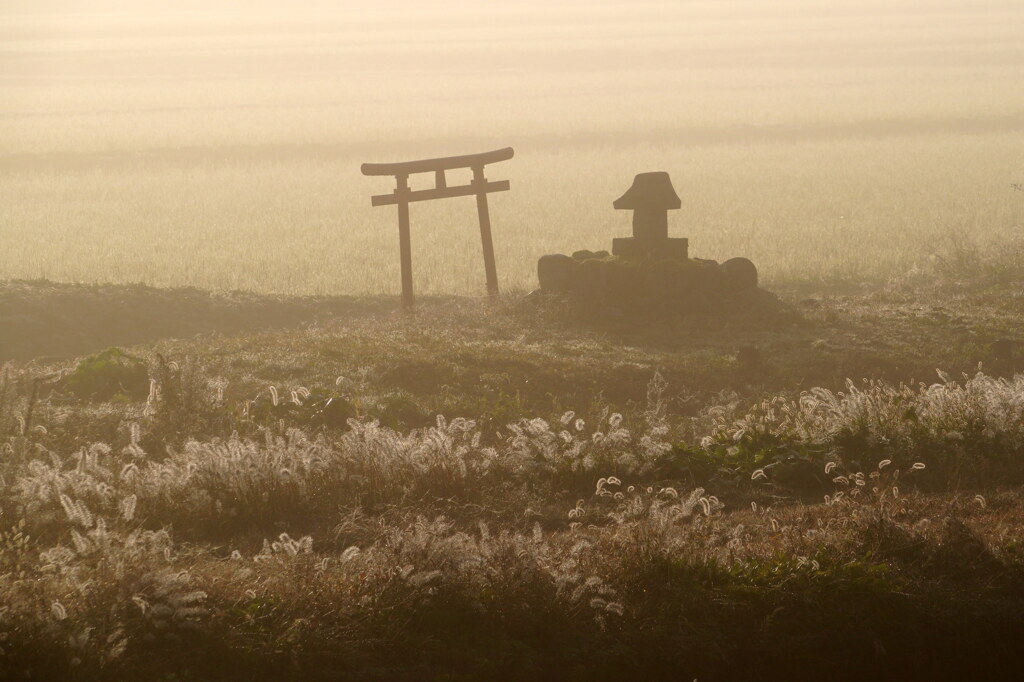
xmin=537 ymin=172 xmax=759 ymax=313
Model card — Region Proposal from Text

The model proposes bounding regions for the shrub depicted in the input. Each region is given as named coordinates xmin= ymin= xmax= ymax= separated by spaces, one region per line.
xmin=696 ymin=370 xmax=1024 ymax=488
xmin=63 ymin=348 xmax=149 ymax=402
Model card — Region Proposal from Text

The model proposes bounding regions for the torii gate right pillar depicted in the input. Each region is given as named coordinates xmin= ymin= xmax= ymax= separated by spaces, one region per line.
xmin=472 ymin=165 xmax=500 ymax=297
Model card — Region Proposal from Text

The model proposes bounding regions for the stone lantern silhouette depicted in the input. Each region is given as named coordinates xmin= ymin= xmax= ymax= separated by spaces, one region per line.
xmin=535 ymin=168 xmax=760 ymax=300
xmin=611 ymin=171 xmax=688 ymax=260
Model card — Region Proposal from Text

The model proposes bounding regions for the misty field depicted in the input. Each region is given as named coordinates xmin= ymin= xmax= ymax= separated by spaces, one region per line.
xmin=4 ymin=4 xmax=1024 ymax=677
xmin=2 ymin=0 xmax=1023 ymax=294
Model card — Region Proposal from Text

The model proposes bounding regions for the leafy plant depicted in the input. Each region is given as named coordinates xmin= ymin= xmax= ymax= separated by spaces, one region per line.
xmin=63 ymin=348 xmax=149 ymax=402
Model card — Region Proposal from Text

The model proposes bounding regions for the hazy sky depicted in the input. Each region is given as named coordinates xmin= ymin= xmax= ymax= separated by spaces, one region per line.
xmin=4 ymin=0 xmax=1021 ymax=17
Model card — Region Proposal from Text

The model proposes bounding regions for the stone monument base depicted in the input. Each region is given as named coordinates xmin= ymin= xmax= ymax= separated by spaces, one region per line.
xmin=536 ymin=251 xmax=760 ymax=314
xmin=612 ymin=237 xmax=688 ymax=260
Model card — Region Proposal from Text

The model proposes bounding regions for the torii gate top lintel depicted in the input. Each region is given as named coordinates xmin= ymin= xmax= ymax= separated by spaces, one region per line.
xmin=360 ymin=146 xmax=513 ymax=177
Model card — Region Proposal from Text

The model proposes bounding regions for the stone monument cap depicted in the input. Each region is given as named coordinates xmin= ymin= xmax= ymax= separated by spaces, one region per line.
xmin=613 ymin=172 xmax=681 ymax=211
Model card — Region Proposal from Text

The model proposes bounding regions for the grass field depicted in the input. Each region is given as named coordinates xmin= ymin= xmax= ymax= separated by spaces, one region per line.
xmin=4 ymin=5 xmax=1024 ymax=675
xmin=4 ymin=279 xmax=1024 ymax=679
xmin=2 ymin=0 xmax=1023 ymax=294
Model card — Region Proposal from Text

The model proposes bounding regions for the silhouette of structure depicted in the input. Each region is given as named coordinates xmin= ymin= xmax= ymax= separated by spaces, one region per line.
xmin=362 ymin=147 xmax=514 ymax=308
xmin=536 ymin=170 xmax=760 ymax=312
xmin=612 ymin=172 xmax=688 ymax=260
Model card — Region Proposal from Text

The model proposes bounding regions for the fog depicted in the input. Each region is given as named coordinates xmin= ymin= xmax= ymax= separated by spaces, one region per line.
xmin=4 ymin=3 xmax=1024 ymax=679
xmin=1 ymin=0 xmax=1022 ymax=295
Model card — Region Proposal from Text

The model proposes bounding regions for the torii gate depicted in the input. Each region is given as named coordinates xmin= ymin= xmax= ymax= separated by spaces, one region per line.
xmin=361 ymin=147 xmax=514 ymax=309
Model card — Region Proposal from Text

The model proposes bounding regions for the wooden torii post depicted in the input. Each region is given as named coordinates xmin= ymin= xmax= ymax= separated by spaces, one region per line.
xmin=361 ymin=147 xmax=514 ymax=309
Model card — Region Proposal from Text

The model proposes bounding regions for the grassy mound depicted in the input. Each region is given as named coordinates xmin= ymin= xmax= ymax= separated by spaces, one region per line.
xmin=2 ymin=282 xmax=1024 ymax=679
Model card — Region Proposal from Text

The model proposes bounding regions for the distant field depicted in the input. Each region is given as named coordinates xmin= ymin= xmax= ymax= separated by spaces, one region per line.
xmin=1 ymin=0 xmax=1023 ymax=294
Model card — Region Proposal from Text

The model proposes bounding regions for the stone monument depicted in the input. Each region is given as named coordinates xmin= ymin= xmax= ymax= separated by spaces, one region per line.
xmin=536 ymin=170 xmax=760 ymax=311
xmin=611 ymin=172 xmax=688 ymax=260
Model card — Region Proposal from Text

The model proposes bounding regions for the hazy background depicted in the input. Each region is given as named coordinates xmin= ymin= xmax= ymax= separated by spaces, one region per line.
xmin=1 ymin=0 xmax=1022 ymax=294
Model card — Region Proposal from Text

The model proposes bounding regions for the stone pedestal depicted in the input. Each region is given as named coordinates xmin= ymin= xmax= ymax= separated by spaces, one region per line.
xmin=612 ymin=237 xmax=688 ymax=260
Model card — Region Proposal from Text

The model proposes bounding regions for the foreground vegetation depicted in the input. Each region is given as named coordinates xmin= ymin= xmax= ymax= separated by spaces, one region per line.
xmin=2 ymin=282 xmax=1024 ymax=679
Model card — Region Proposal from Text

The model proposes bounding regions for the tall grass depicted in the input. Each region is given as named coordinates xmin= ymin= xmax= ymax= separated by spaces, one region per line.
xmin=696 ymin=370 xmax=1024 ymax=489
xmin=3 ymin=364 xmax=1024 ymax=676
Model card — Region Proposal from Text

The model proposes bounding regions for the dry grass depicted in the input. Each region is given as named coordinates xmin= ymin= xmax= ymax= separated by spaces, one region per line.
xmin=1 ymin=280 xmax=1024 ymax=678
xmin=2 ymin=357 xmax=1024 ymax=679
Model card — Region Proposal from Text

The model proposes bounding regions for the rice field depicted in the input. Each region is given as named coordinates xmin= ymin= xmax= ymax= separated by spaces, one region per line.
xmin=1 ymin=0 xmax=1023 ymax=295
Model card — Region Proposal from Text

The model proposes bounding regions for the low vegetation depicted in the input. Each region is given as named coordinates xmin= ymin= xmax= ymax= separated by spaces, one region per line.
xmin=4 ymin=2 xmax=1023 ymax=678
xmin=2 ymin=285 xmax=1024 ymax=678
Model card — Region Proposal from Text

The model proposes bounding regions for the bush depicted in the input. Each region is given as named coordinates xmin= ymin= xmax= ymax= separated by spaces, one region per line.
xmin=63 ymin=348 xmax=149 ymax=402
xmin=694 ymin=370 xmax=1024 ymax=488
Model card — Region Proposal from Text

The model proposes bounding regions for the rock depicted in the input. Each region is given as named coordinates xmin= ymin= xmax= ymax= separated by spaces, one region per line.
xmin=539 ymin=249 xmax=766 ymax=316
xmin=537 ymin=254 xmax=577 ymax=293
xmin=574 ymin=258 xmax=610 ymax=298
xmin=689 ymin=259 xmax=723 ymax=292
xmin=572 ymin=249 xmax=612 ymax=261
xmin=720 ymin=257 xmax=758 ymax=291
xmin=644 ymin=259 xmax=685 ymax=298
